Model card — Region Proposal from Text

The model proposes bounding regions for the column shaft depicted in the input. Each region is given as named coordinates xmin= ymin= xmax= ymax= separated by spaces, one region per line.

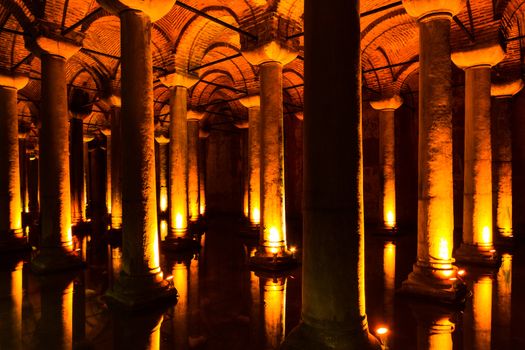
xmin=248 ymin=106 xmax=261 ymax=226
xmin=379 ymin=109 xmax=396 ymax=229
xmin=119 ymin=9 xmax=160 ymax=276
xmin=19 ymin=139 xmax=28 ymax=214
xmin=70 ymin=117 xmax=84 ymax=225
xmin=187 ymin=119 xmax=200 ymax=222
xmin=0 ymin=86 xmax=23 ymax=241
xmin=110 ymin=108 xmax=123 ymax=229
xmin=169 ymin=86 xmax=189 ymax=235
xmin=157 ymin=141 xmax=168 ymax=214
xmin=259 ymin=61 xmax=286 ymax=251
xmin=105 ymin=133 xmax=112 ymax=215
xmin=198 ymin=137 xmax=207 ymax=216
xmin=83 ymin=141 xmax=90 ymax=219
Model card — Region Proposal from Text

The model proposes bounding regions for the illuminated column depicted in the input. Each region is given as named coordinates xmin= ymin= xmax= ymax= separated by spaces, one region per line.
xmin=28 ymin=150 xmax=39 ymax=220
xmin=101 ymin=128 xmax=112 ymax=215
xmin=0 ymin=259 xmax=23 ymax=350
xmin=0 ymin=73 xmax=28 ymax=252
xmin=282 ymin=1 xmax=381 ymax=348
xmin=261 ymin=276 xmax=287 ymax=349
xmin=383 ymin=242 xmax=396 ymax=329
xmin=155 ymin=134 xmax=169 ymax=215
xmin=490 ymin=80 xmax=523 ymax=240
xmin=169 ymin=258 xmax=189 ymax=348
xmin=400 ymin=0 xmax=466 ymax=301
xmin=159 ymin=73 xmax=198 ymax=245
xmin=198 ymin=130 xmax=209 ymax=217
xmin=187 ymin=110 xmax=204 ymax=223
xmin=243 ymin=42 xmax=297 ymax=268
xmin=26 ymin=37 xmax=83 ymax=273
xmin=107 ymin=98 xmax=123 ymax=231
xmin=234 ymin=120 xmax=250 ymax=219
xmin=82 ymin=135 xmax=93 ymax=220
xmin=98 ymin=0 xmax=177 ymax=307
xmin=370 ymin=96 xmax=403 ymax=231
xmin=410 ymin=303 xmax=455 ymax=350
xmin=18 ymin=130 xmax=29 ymax=217
xmin=495 ymin=253 xmax=512 ymax=348
xmin=464 ymin=274 xmax=493 ymax=350
xmin=452 ymin=45 xmax=505 ymax=266
xmin=69 ymin=115 xmax=86 ymax=228
xmin=240 ymin=95 xmax=262 ymax=229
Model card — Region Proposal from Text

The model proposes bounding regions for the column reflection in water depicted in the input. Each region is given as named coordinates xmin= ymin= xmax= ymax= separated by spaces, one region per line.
xmin=250 ymin=271 xmax=262 ymax=346
xmin=113 ymin=310 xmax=163 ymax=350
xmin=171 ymin=258 xmax=189 ymax=348
xmin=381 ymin=241 xmax=396 ymax=347
xmin=109 ymin=245 xmax=122 ymax=289
xmin=0 ymin=259 xmax=23 ymax=350
xmin=35 ymin=275 xmax=74 ymax=350
xmin=260 ymin=275 xmax=287 ymax=349
xmin=496 ymin=253 xmax=512 ymax=348
xmin=464 ymin=273 xmax=494 ymax=350
xmin=411 ymin=303 xmax=456 ymax=350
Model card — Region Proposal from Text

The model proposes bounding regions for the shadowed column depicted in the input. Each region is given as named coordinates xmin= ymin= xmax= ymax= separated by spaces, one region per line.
xmin=187 ymin=110 xmax=204 ymax=223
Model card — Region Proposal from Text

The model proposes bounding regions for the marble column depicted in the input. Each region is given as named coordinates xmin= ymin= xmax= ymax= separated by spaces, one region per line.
xmin=243 ymin=42 xmax=297 ymax=269
xmin=159 ymin=72 xmax=198 ymax=249
xmin=28 ymin=150 xmax=39 ymax=222
xmin=18 ymin=131 xmax=29 ymax=218
xmin=69 ymin=115 xmax=86 ymax=229
xmin=400 ymin=0 xmax=467 ymax=302
xmin=155 ymin=134 xmax=169 ymax=216
xmin=198 ymin=130 xmax=209 ymax=217
xmin=26 ymin=37 xmax=83 ymax=273
xmin=108 ymin=99 xmax=123 ymax=231
xmin=452 ymin=44 xmax=505 ymax=266
xmin=98 ymin=0 xmax=177 ymax=307
xmin=282 ymin=1 xmax=381 ymax=348
xmin=100 ymin=128 xmax=112 ymax=216
xmin=370 ymin=95 xmax=403 ymax=232
xmin=187 ymin=110 xmax=204 ymax=223
xmin=240 ymin=95 xmax=262 ymax=229
xmin=0 ymin=73 xmax=28 ymax=252
xmin=490 ymin=80 xmax=523 ymax=240
xmin=83 ymin=135 xmax=93 ymax=220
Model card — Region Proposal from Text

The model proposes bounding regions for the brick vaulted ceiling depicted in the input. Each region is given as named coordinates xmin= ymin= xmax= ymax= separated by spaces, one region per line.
xmin=1 ymin=0 xmax=525 ymax=137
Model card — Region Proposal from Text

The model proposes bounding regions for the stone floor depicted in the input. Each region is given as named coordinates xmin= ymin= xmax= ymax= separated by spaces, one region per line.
xmin=1 ymin=217 xmax=524 ymax=349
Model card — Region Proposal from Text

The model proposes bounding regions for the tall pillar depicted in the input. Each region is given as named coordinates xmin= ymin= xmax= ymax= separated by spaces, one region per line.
xmin=452 ymin=44 xmax=505 ymax=266
xmin=25 ymin=36 xmax=83 ymax=272
xmin=28 ymin=149 xmax=39 ymax=223
xmin=98 ymin=0 xmax=177 ymax=307
xmin=83 ymin=135 xmax=93 ymax=220
xmin=243 ymin=42 xmax=297 ymax=269
xmin=187 ymin=110 xmax=204 ymax=223
xmin=70 ymin=115 xmax=86 ymax=229
xmin=282 ymin=1 xmax=381 ymax=348
xmin=18 ymin=129 xmax=30 ymax=218
xmin=159 ymin=72 xmax=198 ymax=249
xmin=198 ymin=130 xmax=209 ymax=217
xmin=240 ymin=95 xmax=262 ymax=229
xmin=100 ymin=128 xmax=112 ymax=216
xmin=400 ymin=0 xmax=467 ymax=302
xmin=107 ymin=98 xmax=123 ymax=231
xmin=490 ymin=80 xmax=523 ymax=241
xmin=0 ymin=73 xmax=28 ymax=252
xmin=155 ymin=134 xmax=169 ymax=216
xmin=370 ymin=95 xmax=403 ymax=232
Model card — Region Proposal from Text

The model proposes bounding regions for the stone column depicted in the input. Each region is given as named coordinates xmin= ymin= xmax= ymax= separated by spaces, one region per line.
xmin=155 ymin=134 xmax=169 ymax=215
xmin=98 ymin=0 xmax=177 ymax=307
xmin=100 ymin=128 xmax=112 ymax=216
xmin=69 ymin=115 xmax=85 ymax=229
xmin=452 ymin=45 xmax=505 ymax=266
xmin=198 ymin=130 xmax=209 ymax=217
xmin=234 ymin=119 xmax=250 ymax=220
xmin=370 ymin=95 xmax=403 ymax=232
xmin=28 ymin=150 xmax=39 ymax=222
xmin=243 ymin=42 xmax=297 ymax=269
xmin=0 ymin=73 xmax=28 ymax=252
xmin=159 ymin=72 xmax=198 ymax=249
xmin=25 ymin=36 xmax=83 ymax=273
xmin=82 ymin=135 xmax=93 ymax=220
xmin=400 ymin=0 xmax=467 ymax=302
xmin=282 ymin=1 xmax=381 ymax=348
xmin=187 ymin=110 xmax=204 ymax=223
xmin=490 ymin=80 xmax=523 ymax=240
xmin=240 ymin=95 xmax=262 ymax=229
xmin=18 ymin=130 xmax=29 ymax=217
xmin=107 ymin=98 xmax=123 ymax=231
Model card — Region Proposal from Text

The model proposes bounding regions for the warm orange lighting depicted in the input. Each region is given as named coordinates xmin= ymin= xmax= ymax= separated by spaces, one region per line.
xmin=199 ymin=203 xmax=205 ymax=215
xmin=270 ymin=247 xmax=278 ymax=255
xmin=376 ymin=327 xmax=389 ymax=335
xmin=473 ymin=276 xmax=493 ymax=349
xmin=268 ymin=227 xmax=280 ymax=247
xmin=386 ymin=211 xmax=395 ymax=229
xmin=160 ymin=192 xmax=168 ymax=212
xmin=160 ymin=219 xmax=168 ymax=240
xmin=383 ymin=242 xmax=396 ymax=325
xmin=289 ymin=246 xmax=296 ymax=254
xmin=458 ymin=269 xmax=466 ymax=276
xmin=438 ymin=238 xmax=450 ymax=261
xmin=252 ymin=207 xmax=261 ymax=225
xmin=175 ymin=213 xmax=184 ymax=231
xmin=262 ymin=277 xmax=287 ymax=349
xmin=481 ymin=226 xmax=491 ymax=244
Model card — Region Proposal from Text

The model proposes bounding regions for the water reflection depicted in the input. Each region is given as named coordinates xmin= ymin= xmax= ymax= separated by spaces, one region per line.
xmin=496 ymin=253 xmax=512 ymax=349
xmin=113 ymin=309 xmax=164 ymax=350
xmin=259 ymin=274 xmax=287 ymax=349
xmin=383 ymin=242 xmax=396 ymax=327
xmin=410 ymin=302 xmax=456 ymax=350
xmin=463 ymin=270 xmax=494 ymax=350
xmin=0 ymin=258 xmax=23 ymax=350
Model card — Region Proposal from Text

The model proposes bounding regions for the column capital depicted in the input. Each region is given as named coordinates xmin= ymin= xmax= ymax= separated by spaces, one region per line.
xmin=97 ymin=0 xmax=175 ymax=21
xmin=491 ymin=79 xmax=524 ymax=98
xmin=155 ymin=134 xmax=170 ymax=144
xmin=101 ymin=94 xmax=122 ymax=109
xmin=370 ymin=95 xmax=403 ymax=111
xmin=199 ymin=129 xmax=210 ymax=138
xmin=239 ymin=95 xmax=260 ymax=108
xmin=159 ymin=71 xmax=198 ymax=89
xmin=187 ymin=109 xmax=205 ymax=121
xmin=83 ymin=135 xmax=95 ymax=143
xmin=295 ymin=112 xmax=304 ymax=121
xmin=452 ymin=43 xmax=505 ymax=69
xmin=402 ymin=0 xmax=466 ymax=20
xmin=234 ymin=120 xmax=249 ymax=129
xmin=0 ymin=72 xmax=29 ymax=90
xmin=242 ymin=41 xmax=297 ymax=66
xmin=100 ymin=128 xmax=111 ymax=137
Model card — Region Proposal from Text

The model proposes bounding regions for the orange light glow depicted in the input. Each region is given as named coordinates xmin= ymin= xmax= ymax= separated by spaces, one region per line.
xmin=252 ymin=207 xmax=261 ymax=225
xmin=458 ymin=269 xmax=466 ymax=276
xmin=376 ymin=327 xmax=389 ymax=335
xmin=268 ymin=227 xmax=280 ymax=248
xmin=160 ymin=219 xmax=168 ymax=241
xmin=481 ymin=226 xmax=491 ymax=245
xmin=473 ymin=276 xmax=493 ymax=349
xmin=386 ymin=211 xmax=395 ymax=229
xmin=199 ymin=203 xmax=205 ymax=215
xmin=383 ymin=242 xmax=396 ymax=325
xmin=438 ymin=238 xmax=450 ymax=261
xmin=175 ymin=213 xmax=184 ymax=232
xmin=427 ymin=316 xmax=455 ymax=350
xmin=262 ymin=277 xmax=287 ymax=349
xmin=160 ymin=191 xmax=168 ymax=212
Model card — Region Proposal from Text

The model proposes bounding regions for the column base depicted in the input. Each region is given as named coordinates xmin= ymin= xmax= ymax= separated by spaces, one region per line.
xmin=72 ymin=221 xmax=92 ymax=236
xmin=495 ymin=231 xmax=514 ymax=250
xmin=0 ymin=231 xmax=30 ymax=253
xmin=31 ymin=248 xmax=84 ymax=274
xmin=281 ymin=322 xmax=383 ymax=350
xmin=105 ymin=270 xmax=177 ymax=310
xmin=249 ymin=248 xmax=297 ymax=272
xmin=162 ymin=236 xmax=200 ymax=252
xmin=454 ymin=243 xmax=500 ymax=267
xmin=372 ymin=224 xmax=398 ymax=236
xmin=399 ymin=263 xmax=467 ymax=305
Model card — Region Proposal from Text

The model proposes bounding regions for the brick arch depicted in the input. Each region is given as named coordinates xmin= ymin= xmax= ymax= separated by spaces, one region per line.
xmin=0 ymin=0 xmax=33 ymax=31
xmin=191 ymin=69 xmax=241 ymax=106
